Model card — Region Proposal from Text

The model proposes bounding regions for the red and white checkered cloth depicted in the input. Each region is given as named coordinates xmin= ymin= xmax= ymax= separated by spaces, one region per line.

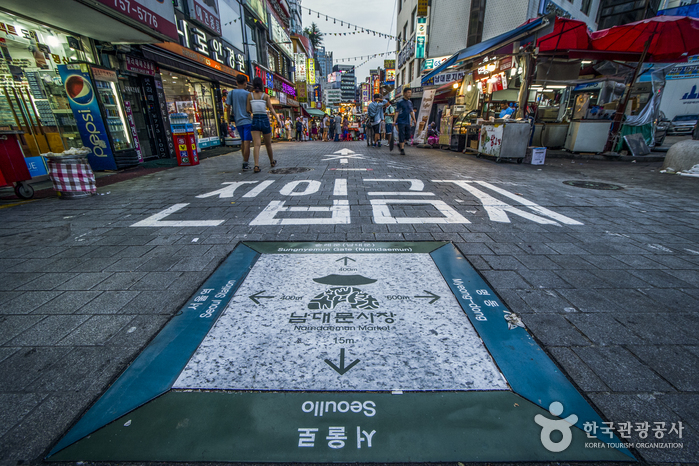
xmin=48 ymin=160 xmax=97 ymax=194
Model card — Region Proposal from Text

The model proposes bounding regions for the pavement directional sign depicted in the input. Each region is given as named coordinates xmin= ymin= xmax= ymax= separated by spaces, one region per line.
xmin=249 ymin=290 xmax=275 ymax=305
xmin=414 ymin=290 xmax=440 ymax=304
xmin=47 ymin=242 xmax=634 ymax=463
xmin=325 ymin=348 xmax=361 ymax=375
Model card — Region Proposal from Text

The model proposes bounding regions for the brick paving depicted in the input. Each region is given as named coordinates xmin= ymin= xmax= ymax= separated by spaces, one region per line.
xmin=1 ymin=140 xmax=698 ymax=465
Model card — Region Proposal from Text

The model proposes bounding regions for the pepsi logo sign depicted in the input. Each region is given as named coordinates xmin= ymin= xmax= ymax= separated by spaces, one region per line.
xmin=65 ymin=75 xmax=94 ymax=105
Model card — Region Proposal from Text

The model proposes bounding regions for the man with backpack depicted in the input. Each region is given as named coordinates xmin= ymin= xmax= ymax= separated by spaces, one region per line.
xmin=395 ymin=87 xmax=416 ymax=155
xmin=367 ymin=93 xmax=389 ymax=147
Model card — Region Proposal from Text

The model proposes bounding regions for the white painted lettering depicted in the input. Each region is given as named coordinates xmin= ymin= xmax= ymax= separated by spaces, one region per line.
xmin=370 ymin=199 xmax=469 ymax=224
xmin=130 ymin=204 xmax=225 ymax=227
xmin=334 ymin=178 xmax=347 ymax=196
xmin=242 ymin=180 xmax=275 ymax=198
xmin=280 ymin=180 xmax=322 ymax=196
xmin=250 ymin=200 xmax=351 ymax=225
xmin=196 ymin=181 xmax=258 ymax=199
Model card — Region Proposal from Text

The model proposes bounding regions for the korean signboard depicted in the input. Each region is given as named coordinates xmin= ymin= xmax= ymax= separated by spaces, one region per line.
xmin=269 ymin=14 xmax=293 ymax=58
xmin=361 ymin=82 xmax=370 ymax=103
xmin=415 ymin=17 xmax=427 ymax=59
xmin=255 ymin=66 xmax=274 ymax=89
xmin=307 ymin=58 xmax=316 ymax=84
xmin=423 ymin=70 xmax=466 ymax=86
xmin=295 ymin=54 xmax=307 ymax=82
xmin=313 ymin=84 xmax=321 ymax=102
xmin=296 ymin=82 xmax=308 ymax=102
xmin=93 ymin=0 xmax=178 ymax=40
xmin=125 ymin=55 xmax=155 ymax=76
xmin=417 ymin=0 xmax=429 ymax=16
xmin=398 ymin=39 xmax=415 ymax=69
xmin=423 ymin=56 xmax=451 ymax=72
xmin=384 ymin=69 xmax=396 ymax=84
xmin=175 ymin=11 xmax=246 ymax=73
xmin=187 ymin=0 xmax=222 ymax=36
xmin=384 ymin=59 xmax=396 ymax=70
xmin=57 ymin=64 xmax=117 ymax=171
xmin=372 ymin=73 xmax=380 ymax=96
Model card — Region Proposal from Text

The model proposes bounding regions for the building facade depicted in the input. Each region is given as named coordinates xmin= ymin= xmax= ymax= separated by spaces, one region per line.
xmin=332 ymin=64 xmax=357 ymax=102
xmin=395 ymin=0 xmax=603 ymax=90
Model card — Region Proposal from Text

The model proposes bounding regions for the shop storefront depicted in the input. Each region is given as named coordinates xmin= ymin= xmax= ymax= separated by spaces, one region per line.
xmin=0 ymin=11 xmax=96 ymax=158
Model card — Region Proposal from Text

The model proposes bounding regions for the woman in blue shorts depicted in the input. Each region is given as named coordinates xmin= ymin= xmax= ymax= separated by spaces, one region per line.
xmin=247 ymin=77 xmax=282 ymax=173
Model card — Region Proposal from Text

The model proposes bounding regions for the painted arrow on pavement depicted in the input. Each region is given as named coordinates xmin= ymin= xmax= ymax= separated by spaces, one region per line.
xmin=336 ymin=256 xmax=356 ymax=266
xmin=334 ymin=148 xmax=355 ymax=155
xmin=415 ymin=290 xmax=441 ymax=304
xmin=325 ymin=348 xmax=360 ymax=375
xmin=249 ymin=291 xmax=275 ymax=305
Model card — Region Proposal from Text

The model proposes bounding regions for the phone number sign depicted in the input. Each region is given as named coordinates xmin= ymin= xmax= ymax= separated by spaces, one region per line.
xmin=96 ymin=0 xmax=178 ymax=40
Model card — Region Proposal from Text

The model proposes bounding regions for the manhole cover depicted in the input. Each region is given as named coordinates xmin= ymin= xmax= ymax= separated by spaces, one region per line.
xmin=269 ymin=167 xmax=313 ymax=174
xmin=562 ymin=180 xmax=623 ymax=190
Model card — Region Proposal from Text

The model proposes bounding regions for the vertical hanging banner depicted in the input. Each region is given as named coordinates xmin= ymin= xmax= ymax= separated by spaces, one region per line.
xmin=413 ymin=88 xmax=436 ymax=144
xmin=295 ymin=54 xmax=307 ymax=82
xmin=57 ymin=64 xmax=117 ymax=171
xmin=417 ymin=0 xmax=429 ymax=16
xmin=415 ymin=17 xmax=427 ymax=59
xmin=307 ymin=58 xmax=316 ymax=84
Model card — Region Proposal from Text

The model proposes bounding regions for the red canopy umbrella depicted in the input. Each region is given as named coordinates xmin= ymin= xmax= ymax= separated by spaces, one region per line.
xmin=537 ymin=18 xmax=591 ymax=52
xmin=590 ymin=15 xmax=699 ymax=62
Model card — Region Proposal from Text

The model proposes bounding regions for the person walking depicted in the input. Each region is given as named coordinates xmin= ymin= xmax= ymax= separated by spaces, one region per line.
xmin=285 ymin=117 xmax=292 ymax=141
xmin=395 ymin=87 xmax=416 ymax=155
xmin=364 ymin=113 xmax=373 ymax=146
xmin=368 ymin=93 xmax=389 ymax=147
xmin=246 ymin=77 xmax=281 ymax=173
xmin=385 ymin=100 xmax=395 ymax=151
xmin=295 ymin=117 xmax=303 ymax=142
xmin=322 ymin=114 xmax=329 ymax=141
xmin=224 ymin=74 xmax=253 ymax=170
xmin=311 ymin=119 xmax=318 ymax=141
xmin=342 ymin=116 xmax=349 ymax=141
xmin=328 ymin=114 xmax=335 ymax=141
xmin=334 ymin=113 xmax=342 ymax=142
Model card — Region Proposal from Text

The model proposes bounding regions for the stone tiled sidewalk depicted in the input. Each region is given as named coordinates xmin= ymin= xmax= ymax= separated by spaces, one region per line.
xmin=1 ymin=140 xmax=698 ymax=465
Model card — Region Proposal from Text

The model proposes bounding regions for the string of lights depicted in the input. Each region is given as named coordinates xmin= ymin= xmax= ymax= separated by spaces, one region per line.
xmin=304 ymin=7 xmax=407 ymax=44
xmin=334 ymin=51 xmax=396 ymax=63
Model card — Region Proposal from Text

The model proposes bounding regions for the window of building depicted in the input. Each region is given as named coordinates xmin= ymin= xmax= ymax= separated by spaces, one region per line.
xmin=403 ymin=22 xmax=408 ymax=42
xmin=467 ymin=0 xmax=487 ymax=47
xmin=398 ymin=0 xmax=402 ymax=12
xmin=402 ymin=68 xmax=406 ymax=86
xmin=581 ymin=0 xmax=592 ymax=15
xmin=408 ymin=60 xmax=414 ymax=83
xmin=411 ymin=7 xmax=417 ymax=35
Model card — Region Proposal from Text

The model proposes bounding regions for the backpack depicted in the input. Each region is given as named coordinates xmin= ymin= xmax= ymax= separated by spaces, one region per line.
xmin=367 ymin=103 xmax=378 ymax=119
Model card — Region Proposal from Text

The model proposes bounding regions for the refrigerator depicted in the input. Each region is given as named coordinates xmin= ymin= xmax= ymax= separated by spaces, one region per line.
xmin=57 ymin=64 xmax=140 ymax=170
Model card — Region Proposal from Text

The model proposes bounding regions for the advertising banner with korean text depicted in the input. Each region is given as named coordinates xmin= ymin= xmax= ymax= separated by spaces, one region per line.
xmin=307 ymin=58 xmax=316 ymax=84
xmin=415 ymin=17 xmax=427 ymax=59
xmin=57 ymin=64 xmax=117 ymax=171
xmin=94 ymin=0 xmax=178 ymax=40
xmin=295 ymin=54 xmax=307 ymax=82
xmin=413 ymin=88 xmax=436 ymax=144
xmin=296 ymin=82 xmax=308 ymax=102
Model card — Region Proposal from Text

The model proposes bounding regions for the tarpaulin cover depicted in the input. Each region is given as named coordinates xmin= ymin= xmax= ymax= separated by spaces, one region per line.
xmin=591 ymin=16 xmax=699 ymax=62
xmin=537 ymin=18 xmax=590 ymax=52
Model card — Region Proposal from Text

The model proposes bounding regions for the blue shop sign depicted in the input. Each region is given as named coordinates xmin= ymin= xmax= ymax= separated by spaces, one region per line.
xmin=57 ymin=64 xmax=117 ymax=171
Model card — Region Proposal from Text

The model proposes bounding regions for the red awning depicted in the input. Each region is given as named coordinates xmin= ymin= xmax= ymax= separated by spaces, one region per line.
xmin=590 ymin=15 xmax=699 ymax=62
xmin=537 ymin=18 xmax=590 ymax=52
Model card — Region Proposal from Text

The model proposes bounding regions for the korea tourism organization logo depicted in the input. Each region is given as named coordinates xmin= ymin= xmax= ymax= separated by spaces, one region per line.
xmin=64 ymin=74 xmax=94 ymax=106
xmin=534 ymin=401 xmax=578 ymax=452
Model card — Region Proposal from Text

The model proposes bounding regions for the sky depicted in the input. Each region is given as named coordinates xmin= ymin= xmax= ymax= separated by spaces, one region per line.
xmin=299 ymin=0 xmax=398 ymax=83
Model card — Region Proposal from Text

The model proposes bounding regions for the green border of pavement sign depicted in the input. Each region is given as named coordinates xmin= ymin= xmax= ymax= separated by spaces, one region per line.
xmin=47 ymin=242 xmax=635 ymax=462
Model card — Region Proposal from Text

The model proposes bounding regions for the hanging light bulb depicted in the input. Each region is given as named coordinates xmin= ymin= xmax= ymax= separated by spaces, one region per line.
xmin=326 ymin=15 xmax=328 ymax=21
xmin=308 ymin=8 xmax=310 ymax=15
xmin=317 ymin=12 xmax=320 ymax=18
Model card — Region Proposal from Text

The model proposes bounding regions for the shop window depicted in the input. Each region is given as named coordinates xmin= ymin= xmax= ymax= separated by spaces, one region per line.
xmin=411 ymin=7 xmax=417 ymax=35
xmin=581 ymin=0 xmax=592 ymax=15
xmin=160 ymin=69 xmax=220 ymax=142
xmin=467 ymin=0 xmax=487 ymax=47
xmin=0 ymin=12 xmax=97 ymax=155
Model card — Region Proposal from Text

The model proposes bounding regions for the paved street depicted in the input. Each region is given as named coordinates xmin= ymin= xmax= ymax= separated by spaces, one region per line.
xmin=1 ymin=140 xmax=698 ymax=465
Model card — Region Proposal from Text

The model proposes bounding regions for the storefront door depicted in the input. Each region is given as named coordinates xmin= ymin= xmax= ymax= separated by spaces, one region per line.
xmin=120 ymin=76 xmax=154 ymax=160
